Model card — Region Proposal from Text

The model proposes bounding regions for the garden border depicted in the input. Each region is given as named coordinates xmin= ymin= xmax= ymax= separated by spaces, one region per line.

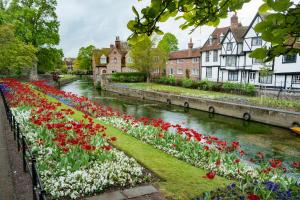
xmin=0 ymin=88 xmax=47 ymax=200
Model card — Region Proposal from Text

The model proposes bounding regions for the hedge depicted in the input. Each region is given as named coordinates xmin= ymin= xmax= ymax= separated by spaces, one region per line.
xmin=110 ymin=72 xmax=147 ymax=83
xmin=152 ymin=76 xmax=257 ymax=96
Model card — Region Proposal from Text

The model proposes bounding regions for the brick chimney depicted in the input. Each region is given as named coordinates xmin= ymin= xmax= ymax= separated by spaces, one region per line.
xmin=188 ymin=38 xmax=193 ymax=57
xmin=115 ymin=36 xmax=121 ymax=49
xmin=231 ymin=14 xmax=238 ymax=28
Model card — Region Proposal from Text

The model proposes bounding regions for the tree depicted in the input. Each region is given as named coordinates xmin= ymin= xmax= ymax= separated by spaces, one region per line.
xmin=0 ymin=24 xmax=37 ymax=74
xmin=158 ymin=32 xmax=179 ymax=53
xmin=7 ymin=0 xmax=61 ymax=73
xmin=7 ymin=0 xmax=59 ymax=47
xmin=37 ymin=47 xmax=63 ymax=74
xmin=75 ymin=45 xmax=95 ymax=72
xmin=129 ymin=35 xmax=168 ymax=82
xmin=128 ymin=0 xmax=300 ymax=61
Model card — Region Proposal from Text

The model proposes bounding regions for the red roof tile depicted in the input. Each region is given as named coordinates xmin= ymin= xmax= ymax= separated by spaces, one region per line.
xmin=200 ymin=27 xmax=229 ymax=51
xmin=169 ymin=48 xmax=201 ymax=60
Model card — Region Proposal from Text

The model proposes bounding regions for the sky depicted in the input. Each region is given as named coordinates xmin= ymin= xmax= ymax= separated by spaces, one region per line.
xmin=57 ymin=0 xmax=264 ymax=58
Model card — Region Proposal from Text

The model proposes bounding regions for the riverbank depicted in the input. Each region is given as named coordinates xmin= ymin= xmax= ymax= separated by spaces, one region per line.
xmin=102 ymin=82 xmax=300 ymax=129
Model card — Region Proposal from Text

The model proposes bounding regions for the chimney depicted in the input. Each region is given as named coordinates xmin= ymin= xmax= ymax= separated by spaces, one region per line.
xmin=231 ymin=14 xmax=238 ymax=28
xmin=188 ymin=38 xmax=193 ymax=57
xmin=115 ymin=36 xmax=121 ymax=49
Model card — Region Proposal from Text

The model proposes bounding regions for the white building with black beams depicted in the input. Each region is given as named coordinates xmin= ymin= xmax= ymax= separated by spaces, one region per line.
xmin=242 ymin=13 xmax=300 ymax=89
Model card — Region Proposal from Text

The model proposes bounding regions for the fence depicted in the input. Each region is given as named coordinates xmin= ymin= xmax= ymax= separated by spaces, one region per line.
xmin=0 ymin=88 xmax=47 ymax=200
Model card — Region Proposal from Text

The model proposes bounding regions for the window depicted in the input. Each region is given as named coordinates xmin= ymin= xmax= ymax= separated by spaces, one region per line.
xmin=113 ymin=57 xmax=117 ymax=64
xmin=192 ymin=57 xmax=199 ymax=63
xmin=206 ymin=67 xmax=212 ymax=78
xmin=228 ymin=71 xmax=238 ymax=81
xmin=251 ymin=37 xmax=262 ymax=46
xmin=100 ymin=55 xmax=107 ymax=64
xmin=177 ymin=68 xmax=183 ymax=74
xmin=191 ymin=68 xmax=199 ymax=75
xmin=154 ymin=56 xmax=159 ymax=62
xmin=292 ymin=75 xmax=300 ymax=84
xmin=213 ymin=50 xmax=218 ymax=62
xmin=177 ymin=59 xmax=184 ymax=64
xmin=282 ymin=54 xmax=297 ymax=63
xmin=249 ymin=72 xmax=255 ymax=80
xmin=225 ymin=56 xmax=236 ymax=67
xmin=226 ymin=42 xmax=233 ymax=51
xmin=253 ymin=58 xmax=263 ymax=64
xmin=153 ymin=68 xmax=159 ymax=73
xmin=205 ymin=51 xmax=210 ymax=62
xmin=208 ymin=37 xmax=212 ymax=45
xmin=170 ymin=68 xmax=174 ymax=75
xmin=259 ymin=74 xmax=272 ymax=84
xmin=242 ymin=71 xmax=247 ymax=80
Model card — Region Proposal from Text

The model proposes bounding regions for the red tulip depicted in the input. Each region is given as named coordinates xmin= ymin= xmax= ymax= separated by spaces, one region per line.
xmin=248 ymin=193 xmax=260 ymax=200
xmin=202 ymin=171 xmax=216 ymax=179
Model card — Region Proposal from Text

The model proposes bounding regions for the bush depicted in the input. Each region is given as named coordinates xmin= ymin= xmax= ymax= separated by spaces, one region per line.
xmin=222 ymin=82 xmax=256 ymax=96
xmin=198 ymin=80 xmax=215 ymax=90
xmin=111 ymin=72 xmax=147 ymax=83
xmin=182 ymin=78 xmax=194 ymax=88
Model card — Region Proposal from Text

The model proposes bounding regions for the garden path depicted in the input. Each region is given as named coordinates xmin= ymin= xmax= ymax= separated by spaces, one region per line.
xmin=0 ymin=97 xmax=32 ymax=200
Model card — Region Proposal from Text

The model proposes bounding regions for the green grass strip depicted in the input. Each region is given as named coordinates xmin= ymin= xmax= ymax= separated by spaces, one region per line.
xmin=35 ymin=89 xmax=232 ymax=200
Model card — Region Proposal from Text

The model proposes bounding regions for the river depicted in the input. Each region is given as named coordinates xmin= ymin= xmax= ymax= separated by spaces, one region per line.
xmin=61 ymin=79 xmax=300 ymax=163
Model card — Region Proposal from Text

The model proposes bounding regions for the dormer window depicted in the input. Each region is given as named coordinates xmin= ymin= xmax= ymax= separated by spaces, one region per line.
xmin=251 ymin=37 xmax=262 ymax=46
xmin=208 ymin=37 xmax=212 ymax=45
xmin=226 ymin=42 xmax=233 ymax=51
xmin=100 ymin=55 xmax=107 ymax=64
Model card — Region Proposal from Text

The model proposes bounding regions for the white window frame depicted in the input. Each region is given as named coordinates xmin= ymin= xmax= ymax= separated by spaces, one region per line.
xmin=100 ymin=55 xmax=107 ymax=64
xmin=228 ymin=71 xmax=238 ymax=81
xmin=249 ymin=72 xmax=256 ymax=80
xmin=213 ymin=50 xmax=218 ymax=62
xmin=292 ymin=74 xmax=300 ymax=84
xmin=251 ymin=37 xmax=262 ymax=46
xmin=192 ymin=57 xmax=199 ymax=63
xmin=113 ymin=57 xmax=117 ymax=64
xmin=177 ymin=68 xmax=183 ymax=75
xmin=206 ymin=67 xmax=212 ymax=78
xmin=205 ymin=51 xmax=210 ymax=62
xmin=259 ymin=74 xmax=272 ymax=84
xmin=177 ymin=59 xmax=184 ymax=64
xmin=170 ymin=68 xmax=174 ymax=75
xmin=191 ymin=68 xmax=199 ymax=76
xmin=226 ymin=42 xmax=233 ymax=51
xmin=226 ymin=56 xmax=236 ymax=67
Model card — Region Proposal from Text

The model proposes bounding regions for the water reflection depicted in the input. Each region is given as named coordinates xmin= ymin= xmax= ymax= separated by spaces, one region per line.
xmin=61 ymin=80 xmax=300 ymax=162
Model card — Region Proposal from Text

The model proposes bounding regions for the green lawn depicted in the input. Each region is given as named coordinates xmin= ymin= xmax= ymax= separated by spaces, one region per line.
xmin=120 ymin=82 xmax=300 ymax=112
xmin=36 ymin=89 xmax=232 ymax=200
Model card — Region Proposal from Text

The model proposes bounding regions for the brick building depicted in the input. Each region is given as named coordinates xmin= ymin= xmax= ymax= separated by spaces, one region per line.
xmin=92 ymin=36 xmax=135 ymax=83
xmin=166 ymin=39 xmax=201 ymax=80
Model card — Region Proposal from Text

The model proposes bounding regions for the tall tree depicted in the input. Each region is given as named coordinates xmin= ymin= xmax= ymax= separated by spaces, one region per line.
xmin=158 ymin=32 xmax=179 ymax=53
xmin=128 ymin=0 xmax=300 ymax=61
xmin=75 ymin=45 xmax=95 ymax=71
xmin=37 ymin=47 xmax=63 ymax=73
xmin=129 ymin=35 xmax=167 ymax=82
xmin=8 ymin=0 xmax=59 ymax=47
xmin=0 ymin=24 xmax=37 ymax=73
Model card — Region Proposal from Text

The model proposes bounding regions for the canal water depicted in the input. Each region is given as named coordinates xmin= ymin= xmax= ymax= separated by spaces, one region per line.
xmin=61 ymin=79 xmax=300 ymax=163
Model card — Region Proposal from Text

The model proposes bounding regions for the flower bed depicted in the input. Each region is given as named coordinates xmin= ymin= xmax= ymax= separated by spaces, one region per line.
xmin=30 ymin=80 xmax=300 ymax=199
xmin=0 ymin=79 xmax=149 ymax=199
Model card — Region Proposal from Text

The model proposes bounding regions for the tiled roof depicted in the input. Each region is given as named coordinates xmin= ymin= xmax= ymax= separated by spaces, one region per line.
xmin=294 ymin=42 xmax=300 ymax=49
xmin=230 ymin=26 xmax=248 ymax=43
xmin=169 ymin=48 xmax=201 ymax=60
xmin=200 ymin=27 xmax=229 ymax=51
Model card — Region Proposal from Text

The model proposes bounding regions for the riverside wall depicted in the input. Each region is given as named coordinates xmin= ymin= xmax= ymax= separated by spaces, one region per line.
xmin=102 ymin=82 xmax=300 ymax=129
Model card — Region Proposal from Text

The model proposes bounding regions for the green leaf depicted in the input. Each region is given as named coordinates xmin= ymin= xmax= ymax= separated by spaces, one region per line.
xmin=259 ymin=3 xmax=270 ymax=13
xmin=132 ymin=6 xmax=139 ymax=18
xmin=250 ymin=48 xmax=267 ymax=59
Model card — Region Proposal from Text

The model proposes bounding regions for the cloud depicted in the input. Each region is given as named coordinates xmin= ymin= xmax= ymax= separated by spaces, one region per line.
xmin=57 ymin=0 xmax=264 ymax=57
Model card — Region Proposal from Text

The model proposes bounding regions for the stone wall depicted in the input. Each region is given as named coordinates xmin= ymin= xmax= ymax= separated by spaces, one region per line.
xmin=103 ymin=83 xmax=300 ymax=128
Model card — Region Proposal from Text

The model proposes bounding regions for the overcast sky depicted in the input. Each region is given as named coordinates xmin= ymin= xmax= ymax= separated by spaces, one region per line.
xmin=57 ymin=0 xmax=265 ymax=58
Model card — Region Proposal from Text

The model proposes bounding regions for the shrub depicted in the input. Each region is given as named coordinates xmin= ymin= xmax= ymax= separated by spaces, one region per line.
xmin=182 ymin=78 xmax=194 ymax=88
xmin=198 ymin=80 xmax=214 ymax=90
xmin=111 ymin=72 xmax=147 ymax=82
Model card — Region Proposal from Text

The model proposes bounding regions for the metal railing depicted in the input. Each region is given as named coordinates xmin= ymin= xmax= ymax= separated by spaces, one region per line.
xmin=0 ymin=88 xmax=47 ymax=200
